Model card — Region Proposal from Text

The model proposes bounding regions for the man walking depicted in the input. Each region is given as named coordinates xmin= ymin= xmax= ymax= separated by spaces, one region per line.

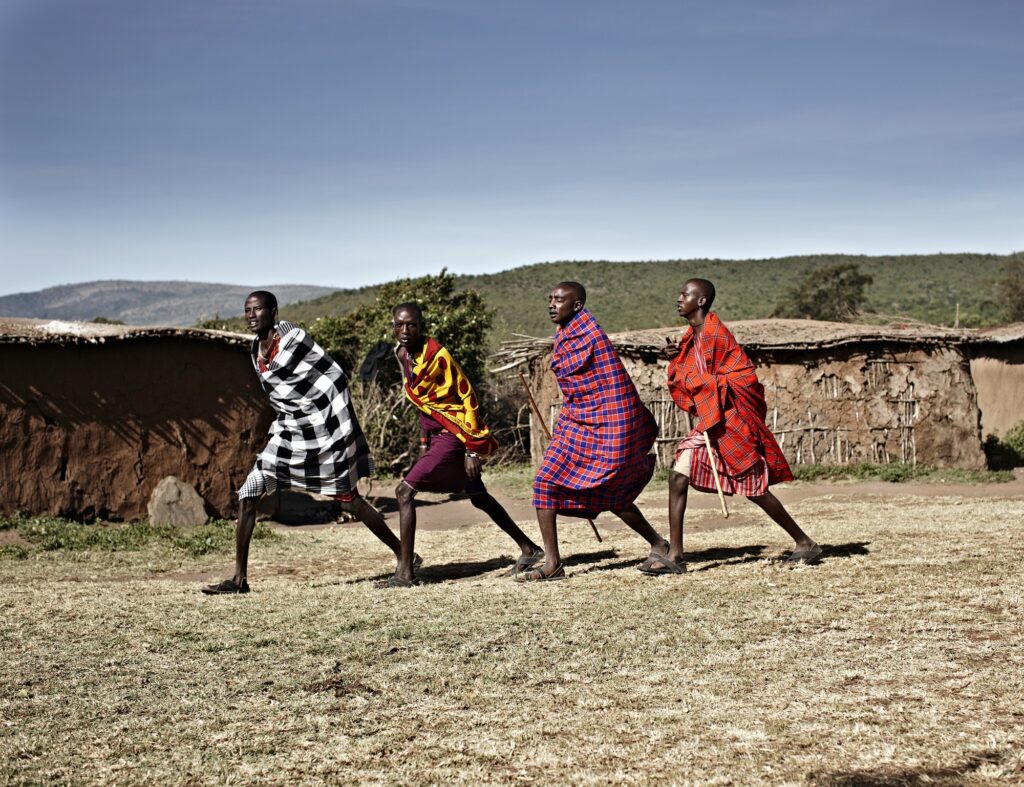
xmin=202 ymin=290 xmax=402 ymax=594
xmin=654 ymin=278 xmax=821 ymax=574
xmin=526 ymin=282 xmax=670 ymax=581
xmin=386 ymin=302 xmax=544 ymax=588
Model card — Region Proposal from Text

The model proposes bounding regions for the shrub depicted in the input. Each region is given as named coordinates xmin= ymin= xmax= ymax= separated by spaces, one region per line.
xmin=306 ymin=270 xmax=497 ymax=470
xmin=983 ymin=421 xmax=1024 ymax=470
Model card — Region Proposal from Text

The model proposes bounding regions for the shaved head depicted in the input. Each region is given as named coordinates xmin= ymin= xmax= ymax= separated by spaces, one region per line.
xmin=685 ymin=278 xmax=715 ymax=310
xmin=555 ymin=281 xmax=586 ymax=306
xmin=247 ymin=290 xmax=278 ymax=311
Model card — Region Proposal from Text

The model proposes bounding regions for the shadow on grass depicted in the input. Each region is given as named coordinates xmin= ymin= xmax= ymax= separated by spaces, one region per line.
xmin=814 ymin=541 xmax=871 ymax=559
xmin=579 ymin=545 xmax=770 ymax=574
xmin=586 ymin=541 xmax=873 ymax=575
xmin=352 ymin=549 xmax=621 ymax=584
xmin=811 ymin=748 xmax=1006 ymax=785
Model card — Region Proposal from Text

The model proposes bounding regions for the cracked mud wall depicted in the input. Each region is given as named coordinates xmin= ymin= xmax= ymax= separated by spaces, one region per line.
xmin=0 ymin=338 xmax=272 ymax=520
xmin=528 ymin=343 xmax=986 ymax=469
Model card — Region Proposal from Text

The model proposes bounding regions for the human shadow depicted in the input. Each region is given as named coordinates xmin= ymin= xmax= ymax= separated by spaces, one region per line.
xmin=587 ymin=541 xmax=872 ymax=575
xmin=691 ymin=540 xmax=871 ymax=571
xmin=351 ymin=548 xmax=620 ymax=585
xmin=812 ymin=541 xmax=871 ymax=559
xmin=811 ymin=748 xmax=1005 ymax=786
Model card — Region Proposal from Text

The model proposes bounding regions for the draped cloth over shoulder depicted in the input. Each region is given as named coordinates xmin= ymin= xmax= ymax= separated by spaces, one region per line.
xmin=667 ymin=312 xmax=792 ymax=491
xmin=533 ymin=309 xmax=657 ymax=511
xmin=400 ymin=337 xmax=498 ymax=457
xmin=254 ymin=321 xmax=374 ymax=495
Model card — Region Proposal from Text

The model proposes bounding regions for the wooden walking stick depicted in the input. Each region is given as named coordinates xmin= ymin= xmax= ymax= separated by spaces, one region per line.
xmin=519 ymin=372 xmax=602 ymax=542
xmin=703 ymin=431 xmax=730 ymax=518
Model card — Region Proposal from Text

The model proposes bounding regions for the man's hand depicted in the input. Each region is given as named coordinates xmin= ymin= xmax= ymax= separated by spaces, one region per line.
xmin=464 ymin=452 xmax=483 ymax=481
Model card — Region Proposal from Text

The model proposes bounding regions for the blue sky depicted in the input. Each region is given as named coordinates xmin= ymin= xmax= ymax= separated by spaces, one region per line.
xmin=1 ymin=0 xmax=1021 ymax=295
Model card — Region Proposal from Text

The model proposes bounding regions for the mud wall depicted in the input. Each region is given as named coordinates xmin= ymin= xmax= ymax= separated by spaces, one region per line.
xmin=528 ymin=343 xmax=986 ymax=469
xmin=969 ymin=346 xmax=1024 ymax=438
xmin=0 ymin=338 xmax=271 ymax=520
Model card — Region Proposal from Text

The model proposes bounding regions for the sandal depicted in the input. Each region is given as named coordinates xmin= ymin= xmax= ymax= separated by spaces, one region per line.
xmin=506 ymin=550 xmax=545 ymax=577
xmin=374 ymin=574 xmax=419 ymax=589
xmin=638 ymin=553 xmax=686 ymax=575
xmin=785 ymin=544 xmax=823 ymax=564
xmin=515 ymin=563 xmax=567 ymax=582
xmin=201 ymin=578 xmax=250 ymax=595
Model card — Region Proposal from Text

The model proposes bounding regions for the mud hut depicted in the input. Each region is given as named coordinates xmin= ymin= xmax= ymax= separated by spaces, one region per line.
xmin=495 ymin=319 xmax=993 ymax=470
xmin=966 ymin=324 xmax=1024 ymax=441
xmin=0 ymin=318 xmax=270 ymax=520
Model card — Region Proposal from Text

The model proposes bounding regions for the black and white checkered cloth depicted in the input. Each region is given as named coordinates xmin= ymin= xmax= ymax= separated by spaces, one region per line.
xmin=251 ymin=321 xmax=374 ymax=496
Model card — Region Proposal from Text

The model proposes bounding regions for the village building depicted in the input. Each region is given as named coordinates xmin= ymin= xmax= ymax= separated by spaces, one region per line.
xmin=497 ymin=319 xmax=1024 ymax=472
xmin=968 ymin=323 xmax=1024 ymax=441
xmin=0 ymin=318 xmax=270 ymax=520
xmin=4 ymin=316 xmax=1022 ymax=520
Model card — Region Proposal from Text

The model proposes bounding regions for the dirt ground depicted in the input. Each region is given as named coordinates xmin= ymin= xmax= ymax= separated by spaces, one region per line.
xmin=3 ymin=484 xmax=1023 ymax=784
xmin=274 ymin=471 xmax=1024 ymax=535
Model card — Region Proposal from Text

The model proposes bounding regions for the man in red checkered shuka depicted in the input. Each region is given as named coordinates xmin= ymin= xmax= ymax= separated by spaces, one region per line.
xmin=648 ymin=278 xmax=821 ymax=575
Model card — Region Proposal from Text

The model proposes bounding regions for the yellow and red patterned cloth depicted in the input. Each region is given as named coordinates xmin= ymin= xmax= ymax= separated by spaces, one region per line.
xmin=400 ymin=337 xmax=498 ymax=457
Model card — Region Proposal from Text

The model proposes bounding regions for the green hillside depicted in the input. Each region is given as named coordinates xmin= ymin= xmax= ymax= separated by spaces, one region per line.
xmin=282 ymin=253 xmax=1012 ymax=342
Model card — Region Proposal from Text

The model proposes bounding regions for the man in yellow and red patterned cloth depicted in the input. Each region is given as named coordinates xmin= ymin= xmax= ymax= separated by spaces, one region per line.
xmin=653 ymin=278 xmax=821 ymax=575
xmin=384 ymin=302 xmax=543 ymax=588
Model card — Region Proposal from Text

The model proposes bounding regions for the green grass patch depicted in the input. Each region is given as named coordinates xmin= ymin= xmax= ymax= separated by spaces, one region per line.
xmin=790 ymin=462 xmax=1014 ymax=484
xmin=0 ymin=515 xmax=279 ymax=559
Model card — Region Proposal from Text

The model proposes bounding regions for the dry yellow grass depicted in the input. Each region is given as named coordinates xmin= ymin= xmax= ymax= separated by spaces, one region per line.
xmin=2 ymin=493 xmax=1023 ymax=785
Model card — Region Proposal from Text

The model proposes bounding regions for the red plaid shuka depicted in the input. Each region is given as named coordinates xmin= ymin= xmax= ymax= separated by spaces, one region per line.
xmin=533 ymin=309 xmax=657 ymax=511
xmin=667 ymin=312 xmax=792 ymax=489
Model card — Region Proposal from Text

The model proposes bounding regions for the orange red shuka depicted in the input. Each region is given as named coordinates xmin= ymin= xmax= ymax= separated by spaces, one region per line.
xmin=400 ymin=337 xmax=498 ymax=457
xmin=667 ymin=311 xmax=793 ymax=485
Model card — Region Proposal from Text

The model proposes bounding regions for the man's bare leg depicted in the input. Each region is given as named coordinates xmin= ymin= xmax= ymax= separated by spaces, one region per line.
xmin=233 ymin=496 xmax=260 ymax=585
xmin=470 ymin=492 xmax=543 ymax=557
xmin=391 ymin=481 xmax=419 ymax=583
xmin=339 ymin=496 xmax=401 ymax=557
xmin=533 ymin=508 xmax=563 ymax=576
xmin=202 ymin=495 xmax=261 ymax=593
xmin=746 ymin=491 xmax=819 ymax=553
xmin=667 ymin=470 xmax=689 ymax=562
xmin=610 ymin=503 xmax=670 ymax=565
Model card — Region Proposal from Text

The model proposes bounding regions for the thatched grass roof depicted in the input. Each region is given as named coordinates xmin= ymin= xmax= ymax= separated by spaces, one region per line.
xmin=491 ymin=318 xmax=1024 ymax=371
xmin=0 ymin=317 xmax=251 ymax=347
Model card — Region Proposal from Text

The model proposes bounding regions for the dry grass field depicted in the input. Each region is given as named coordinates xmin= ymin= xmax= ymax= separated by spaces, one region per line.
xmin=2 ymin=490 xmax=1023 ymax=785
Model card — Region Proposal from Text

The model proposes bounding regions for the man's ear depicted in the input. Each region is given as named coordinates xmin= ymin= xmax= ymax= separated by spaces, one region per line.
xmin=574 ymin=300 xmax=583 ymax=312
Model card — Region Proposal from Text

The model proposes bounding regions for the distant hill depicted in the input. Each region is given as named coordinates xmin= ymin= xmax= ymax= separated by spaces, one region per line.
xmin=284 ymin=253 xmax=1012 ymax=341
xmin=6 ymin=253 xmax=1009 ymax=334
xmin=0 ymin=281 xmax=338 ymax=326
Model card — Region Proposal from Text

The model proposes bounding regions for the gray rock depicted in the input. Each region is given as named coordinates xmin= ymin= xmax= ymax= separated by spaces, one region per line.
xmin=147 ymin=476 xmax=209 ymax=526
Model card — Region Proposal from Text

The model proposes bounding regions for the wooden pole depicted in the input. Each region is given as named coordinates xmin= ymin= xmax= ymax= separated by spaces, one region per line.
xmin=702 ymin=431 xmax=730 ymax=519
xmin=519 ymin=372 xmax=602 ymax=542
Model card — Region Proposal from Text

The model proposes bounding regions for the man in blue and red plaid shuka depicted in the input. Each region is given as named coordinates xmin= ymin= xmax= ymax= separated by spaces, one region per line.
xmin=655 ymin=278 xmax=821 ymax=575
xmin=523 ymin=282 xmax=671 ymax=581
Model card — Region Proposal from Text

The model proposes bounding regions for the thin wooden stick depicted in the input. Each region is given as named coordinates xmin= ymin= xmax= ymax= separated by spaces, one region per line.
xmin=519 ymin=372 xmax=602 ymax=542
xmin=703 ymin=431 xmax=730 ymax=519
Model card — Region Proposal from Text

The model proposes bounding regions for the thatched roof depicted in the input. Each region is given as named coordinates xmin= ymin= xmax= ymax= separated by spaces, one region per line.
xmin=491 ymin=318 xmax=1020 ymax=371
xmin=972 ymin=323 xmax=1024 ymax=345
xmin=0 ymin=317 xmax=251 ymax=347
